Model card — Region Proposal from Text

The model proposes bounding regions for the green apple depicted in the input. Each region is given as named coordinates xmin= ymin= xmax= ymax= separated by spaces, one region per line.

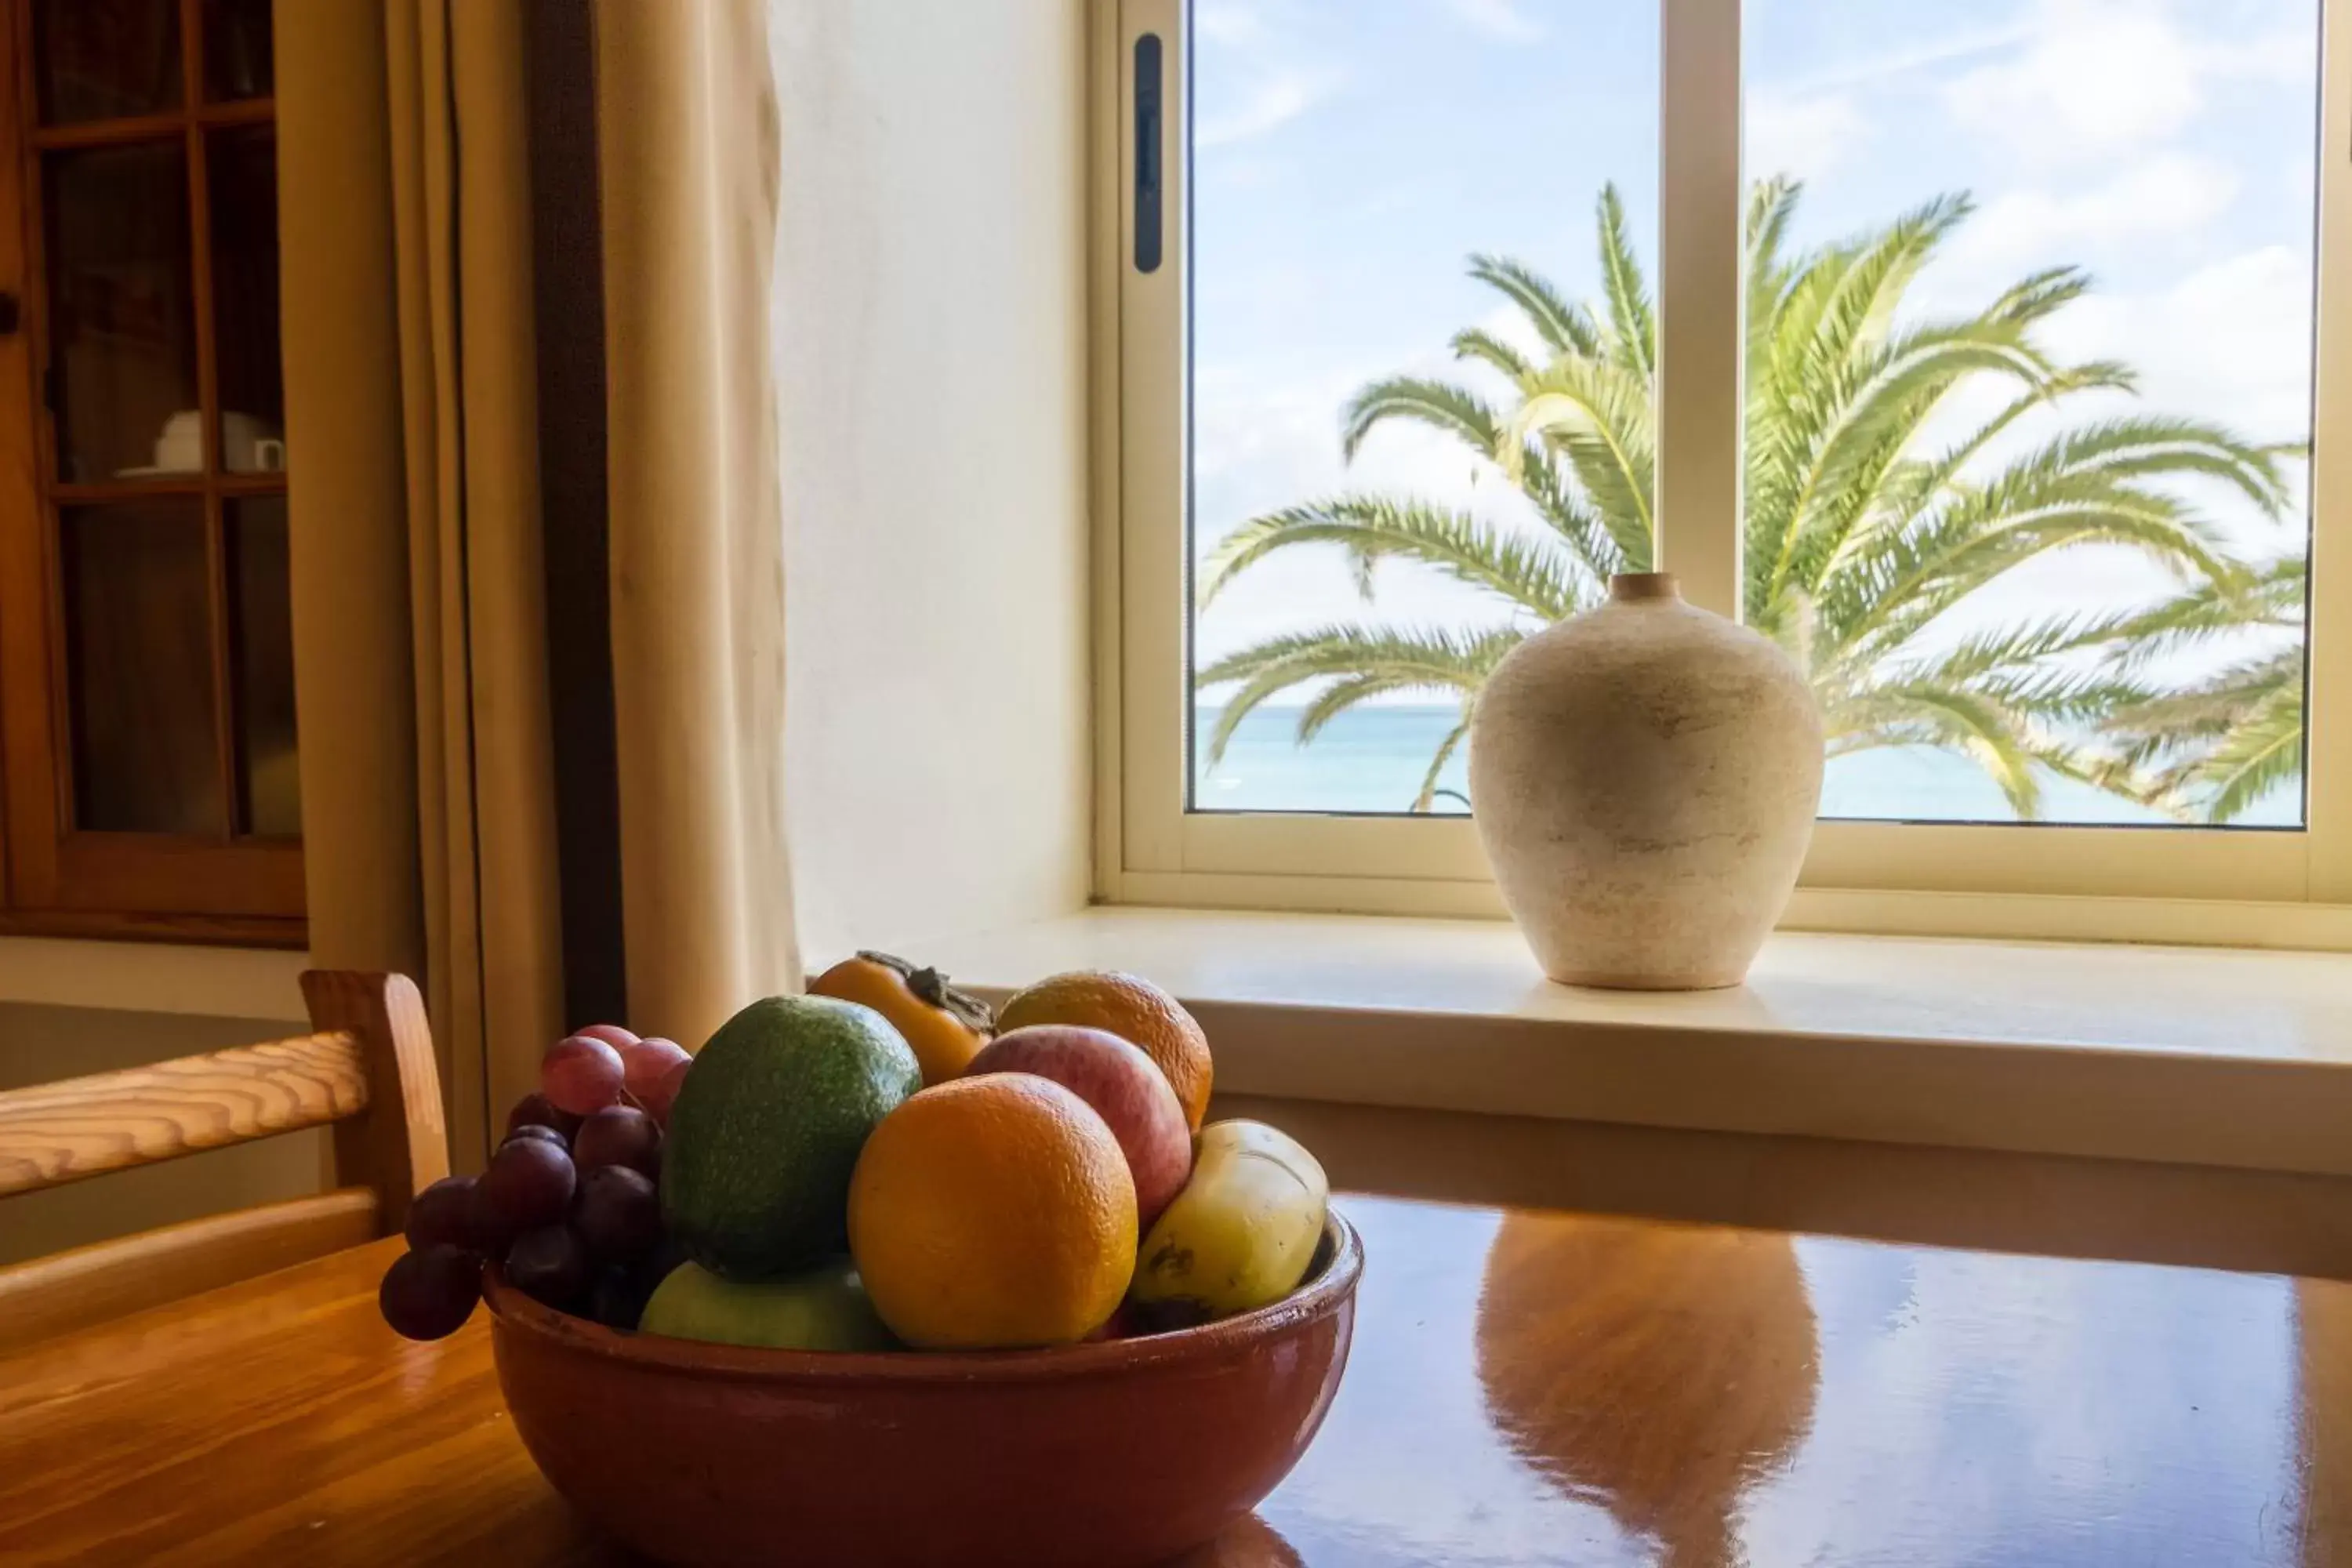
xmin=638 ymin=1256 xmax=897 ymax=1352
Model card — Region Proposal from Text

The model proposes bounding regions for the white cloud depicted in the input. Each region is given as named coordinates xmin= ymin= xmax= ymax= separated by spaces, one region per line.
xmin=1196 ymin=67 xmax=1339 ymax=149
xmin=1748 ymin=93 xmax=1868 ymax=181
xmin=2047 ymin=244 xmax=2316 ymax=445
xmin=1945 ymin=0 xmax=2205 ymax=164
xmin=1942 ymin=153 xmax=2241 ymax=276
xmin=2202 ymin=26 xmax=2321 ymax=87
xmin=1769 ymin=24 xmax=2035 ymax=99
xmin=1439 ymin=0 xmax=1544 ymax=43
xmin=1942 ymin=0 xmax=2317 ymax=169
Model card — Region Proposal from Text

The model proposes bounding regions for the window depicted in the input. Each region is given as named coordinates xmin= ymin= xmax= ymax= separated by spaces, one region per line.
xmin=0 ymin=0 xmax=300 ymax=941
xmin=1107 ymin=0 xmax=2352 ymax=935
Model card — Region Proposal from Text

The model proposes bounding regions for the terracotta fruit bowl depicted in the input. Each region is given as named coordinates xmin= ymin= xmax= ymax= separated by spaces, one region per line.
xmin=485 ymin=1211 xmax=1363 ymax=1568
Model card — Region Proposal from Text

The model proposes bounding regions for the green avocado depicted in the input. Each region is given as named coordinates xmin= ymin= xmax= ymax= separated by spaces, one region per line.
xmin=662 ymin=994 xmax=921 ymax=1279
xmin=639 ymin=1257 xmax=897 ymax=1352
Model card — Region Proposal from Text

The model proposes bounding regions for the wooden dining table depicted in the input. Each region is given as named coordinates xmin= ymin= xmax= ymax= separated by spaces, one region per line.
xmin=2 ymin=1187 xmax=2346 ymax=1566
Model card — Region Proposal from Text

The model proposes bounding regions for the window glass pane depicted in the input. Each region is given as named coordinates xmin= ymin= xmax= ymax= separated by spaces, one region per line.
xmin=1189 ymin=1 xmax=1661 ymax=815
xmin=63 ymin=501 xmax=223 ymax=834
xmin=1744 ymin=0 xmax=2317 ymax=827
xmin=44 ymin=141 xmax=201 ymax=483
xmin=34 ymin=0 xmax=182 ymax=125
xmin=201 ymin=0 xmax=274 ymax=102
xmin=228 ymin=496 xmax=297 ymax=837
xmin=208 ymin=126 xmax=285 ymax=474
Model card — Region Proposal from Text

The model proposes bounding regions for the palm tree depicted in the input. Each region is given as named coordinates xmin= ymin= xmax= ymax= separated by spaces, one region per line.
xmin=1196 ymin=180 xmax=2294 ymax=817
xmin=2091 ymin=556 xmax=2306 ymax=822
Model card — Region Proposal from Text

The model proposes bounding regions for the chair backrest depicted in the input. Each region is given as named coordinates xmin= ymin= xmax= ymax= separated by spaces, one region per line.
xmin=0 ymin=971 xmax=448 ymax=1350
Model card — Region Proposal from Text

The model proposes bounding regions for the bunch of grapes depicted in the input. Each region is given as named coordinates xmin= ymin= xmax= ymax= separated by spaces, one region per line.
xmin=378 ymin=1025 xmax=694 ymax=1341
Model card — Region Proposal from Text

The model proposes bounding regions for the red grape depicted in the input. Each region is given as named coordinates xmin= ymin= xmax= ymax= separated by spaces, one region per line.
xmin=505 ymin=1225 xmax=592 ymax=1307
xmin=638 ymin=1232 xmax=692 ymax=1293
xmin=574 ymin=1022 xmax=640 ymax=1050
xmin=587 ymin=1267 xmax=650 ymax=1330
xmin=574 ymin=1165 xmax=662 ymax=1261
xmin=620 ymin=1036 xmax=690 ymax=1102
xmin=379 ymin=1246 xmax=481 ymax=1340
xmin=405 ymin=1174 xmax=481 ymax=1253
xmin=477 ymin=1135 xmax=576 ymax=1249
xmin=506 ymin=1091 xmax=581 ymax=1140
xmin=644 ymin=1054 xmax=694 ymax=1127
xmin=542 ymin=1035 xmax=626 ymax=1115
xmin=503 ymin=1123 xmax=568 ymax=1152
xmin=574 ymin=1105 xmax=661 ymax=1176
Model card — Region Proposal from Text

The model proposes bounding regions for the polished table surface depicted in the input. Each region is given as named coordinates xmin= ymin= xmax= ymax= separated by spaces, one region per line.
xmin=3 ymin=1192 xmax=2347 ymax=1566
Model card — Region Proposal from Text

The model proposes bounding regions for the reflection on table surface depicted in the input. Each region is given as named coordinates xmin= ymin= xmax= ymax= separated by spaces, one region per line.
xmin=2 ymin=1189 xmax=2347 ymax=1566
xmin=1207 ymin=1194 xmax=2335 ymax=1568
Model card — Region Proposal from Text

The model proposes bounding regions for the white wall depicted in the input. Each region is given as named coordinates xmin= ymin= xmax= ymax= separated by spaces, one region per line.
xmin=771 ymin=2 xmax=1093 ymax=964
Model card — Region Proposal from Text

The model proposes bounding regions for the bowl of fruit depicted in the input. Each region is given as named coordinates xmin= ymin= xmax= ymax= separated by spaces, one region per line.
xmin=377 ymin=957 xmax=1360 ymax=1568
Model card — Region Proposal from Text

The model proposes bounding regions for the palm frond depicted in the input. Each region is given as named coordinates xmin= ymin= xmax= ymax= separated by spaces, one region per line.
xmin=1757 ymin=318 xmax=2069 ymax=621
xmin=1829 ymin=679 xmax=2045 ymax=817
xmin=1196 ymin=623 xmax=1525 ymax=766
xmin=2088 ymin=557 xmax=2305 ymax=672
xmin=2198 ymin=697 xmax=2305 ymax=823
xmin=1467 ymin=253 xmax=1604 ymax=361
xmin=1451 ymin=325 xmax=1534 ymax=381
xmin=1196 ymin=496 xmax=1579 ymax=619
xmin=1983 ymin=265 xmax=2096 ymax=327
xmin=1412 ymin=717 xmax=1473 ymax=813
xmin=1500 ymin=356 xmax=1656 ymax=553
xmin=1515 ymin=446 xmax=1639 ymax=583
xmin=1341 ymin=376 xmax=1502 ymax=463
xmin=1595 ymin=183 xmax=1657 ymax=377
xmin=2102 ymin=642 xmax=2305 ymax=822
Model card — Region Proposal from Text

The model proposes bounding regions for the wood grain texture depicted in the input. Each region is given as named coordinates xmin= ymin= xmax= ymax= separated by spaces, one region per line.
xmin=5 ymin=1192 xmax=2352 ymax=1566
xmin=0 ymin=1186 xmax=377 ymax=1352
xmin=0 ymin=1029 xmax=368 ymax=1196
xmin=0 ymin=906 xmax=305 ymax=947
xmin=305 ymin=969 xmax=448 ymax=1231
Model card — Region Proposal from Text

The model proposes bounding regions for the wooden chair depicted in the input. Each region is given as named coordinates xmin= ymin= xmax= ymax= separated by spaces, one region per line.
xmin=0 ymin=971 xmax=447 ymax=1352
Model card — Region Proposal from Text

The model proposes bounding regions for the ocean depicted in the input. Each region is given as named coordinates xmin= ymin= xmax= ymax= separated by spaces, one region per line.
xmin=1192 ymin=703 xmax=2301 ymax=828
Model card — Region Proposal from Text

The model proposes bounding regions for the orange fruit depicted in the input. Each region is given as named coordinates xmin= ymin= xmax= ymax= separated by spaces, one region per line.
xmin=807 ymin=951 xmax=993 ymax=1086
xmin=994 ymin=971 xmax=1214 ymax=1131
xmin=847 ymin=1075 xmax=1136 ymax=1349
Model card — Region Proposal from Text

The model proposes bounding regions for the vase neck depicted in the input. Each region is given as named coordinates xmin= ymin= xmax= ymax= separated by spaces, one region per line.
xmin=1609 ymin=572 xmax=1680 ymax=604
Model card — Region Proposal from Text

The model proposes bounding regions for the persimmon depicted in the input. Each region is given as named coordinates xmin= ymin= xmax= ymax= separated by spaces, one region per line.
xmin=807 ymin=951 xmax=994 ymax=1086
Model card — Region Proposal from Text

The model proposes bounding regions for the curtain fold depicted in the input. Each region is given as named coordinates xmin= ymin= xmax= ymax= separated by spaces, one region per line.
xmin=278 ymin=0 xmax=564 ymax=1166
xmin=595 ymin=1 xmax=800 ymax=1047
xmin=278 ymin=0 xmax=795 ymax=1158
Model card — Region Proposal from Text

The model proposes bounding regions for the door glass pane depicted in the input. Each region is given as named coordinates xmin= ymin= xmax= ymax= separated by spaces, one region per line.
xmin=1189 ymin=2 xmax=1661 ymax=815
xmin=44 ymin=141 xmax=201 ymax=483
xmin=227 ymin=496 xmax=297 ymax=837
xmin=63 ymin=501 xmax=223 ymax=834
xmin=1744 ymin=1 xmax=2318 ymax=828
xmin=34 ymin=0 xmax=182 ymax=125
xmin=201 ymin=0 xmax=273 ymax=102
xmin=208 ymin=126 xmax=284 ymax=473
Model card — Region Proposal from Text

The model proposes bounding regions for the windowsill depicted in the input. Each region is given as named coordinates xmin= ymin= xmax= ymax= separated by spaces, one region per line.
xmin=911 ymin=907 xmax=2352 ymax=1180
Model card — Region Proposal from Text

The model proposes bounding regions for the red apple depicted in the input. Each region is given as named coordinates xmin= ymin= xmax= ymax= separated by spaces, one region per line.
xmin=964 ymin=1025 xmax=1192 ymax=1228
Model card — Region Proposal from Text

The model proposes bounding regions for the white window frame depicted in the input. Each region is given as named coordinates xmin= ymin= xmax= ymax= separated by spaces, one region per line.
xmin=1093 ymin=0 xmax=2352 ymax=948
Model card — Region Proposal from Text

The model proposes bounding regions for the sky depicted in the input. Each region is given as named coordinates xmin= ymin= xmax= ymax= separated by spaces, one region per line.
xmin=1186 ymin=0 xmax=2321 ymax=819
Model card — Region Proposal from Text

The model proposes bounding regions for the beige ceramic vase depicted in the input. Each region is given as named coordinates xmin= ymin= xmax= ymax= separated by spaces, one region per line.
xmin=1468 ymin=572 xmax=1823 ymax=989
